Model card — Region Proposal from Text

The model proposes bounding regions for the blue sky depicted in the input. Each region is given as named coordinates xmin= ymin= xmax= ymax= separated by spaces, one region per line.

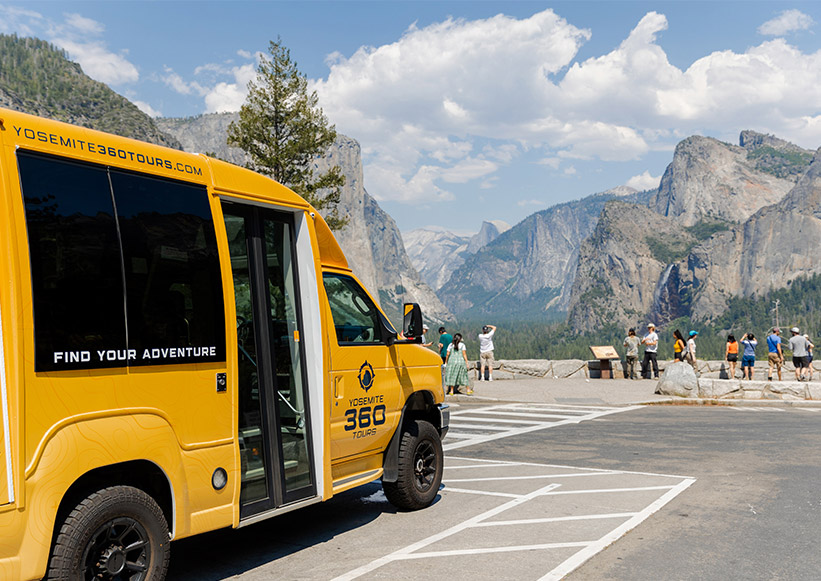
xmin=2 ymin=2 xmax=821 ymax=235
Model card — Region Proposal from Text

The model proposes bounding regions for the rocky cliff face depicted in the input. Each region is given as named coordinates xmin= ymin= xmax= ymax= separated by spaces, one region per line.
xmin=566 ymin=201 xmax=690 ymax=331
xmin=651 ymin=135 xmax=798 ymax=227
xmin=157 ymin=113 xmax=453 ymax=325
xmin=682 ymin=147 xmax=821 ymax=321
xmin=567 ymin=133 xmax=819 ymax=331
xmin=438 ymin=188 xmax=651 ymax=319
xmin=404 ymin=220 xmax=510 ymax=292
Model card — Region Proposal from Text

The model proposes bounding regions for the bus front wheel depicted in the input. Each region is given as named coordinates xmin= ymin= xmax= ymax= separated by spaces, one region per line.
xmin=47 ymin=485 xmax=170 ymax=581
xmin=383 ymin=419 xmax=443 ymax=510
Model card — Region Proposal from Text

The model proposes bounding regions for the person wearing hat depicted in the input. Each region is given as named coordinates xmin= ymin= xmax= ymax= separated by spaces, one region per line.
xmin=477 ymin=324 xmax=497 ymax=381
xmin=623 ymin=328 xmax=640 ymax=380
xmin=766 ymin=327 xmax=784 ymax=381
xmin=686 ymin=330 xmax=699 ymax=371
xmin=789 ymin=327 xmax=811 ymax=381
xmin=420 ymin=324 xmax=432 ymax=347
xmin=640 ymin=323 xmax=659 ymax=379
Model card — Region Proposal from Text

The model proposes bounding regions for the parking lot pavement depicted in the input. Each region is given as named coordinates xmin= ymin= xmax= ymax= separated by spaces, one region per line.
xmin=444 ymin=402 xmax=641 ymax=451
xmin=333 ymin=456 xmax=695 ymax=580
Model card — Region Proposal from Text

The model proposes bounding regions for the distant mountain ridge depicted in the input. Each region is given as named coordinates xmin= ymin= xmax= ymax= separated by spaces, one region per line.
xmin=403 ymin=220 xmax=510 ymax=291
xmin=436 ymin=187 xmax=654 ymax=320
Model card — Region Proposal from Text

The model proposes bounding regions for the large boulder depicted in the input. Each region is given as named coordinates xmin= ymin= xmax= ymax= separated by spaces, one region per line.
xmin=655 ymin=361 xmax=699 ymax=397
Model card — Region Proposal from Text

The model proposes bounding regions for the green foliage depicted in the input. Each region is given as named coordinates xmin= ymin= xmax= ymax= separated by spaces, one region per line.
xmin=645 ymin=235 xmax=694 ymax=264
xmin=227 ymin=38 xmax=347 ymax=230
xmin=747 ymin=146 xmax=813 ymax=179
xmin=685 ymin=219 xmax=731 ymax=241
xmin=0 ymin=34 xmax=179 ymax=148
xmin=645 ymin=219 xmax=730 ymax=264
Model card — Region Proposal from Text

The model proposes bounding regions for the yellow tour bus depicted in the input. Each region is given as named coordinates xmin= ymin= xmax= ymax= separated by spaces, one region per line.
xmin=0 ymin=107 xmax=448 ymax=580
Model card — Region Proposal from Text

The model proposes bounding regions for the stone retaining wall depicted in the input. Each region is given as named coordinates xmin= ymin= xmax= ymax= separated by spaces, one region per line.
xmin=472 ymin=358 xmax=821 ymax=401
xmin=656 ymin=360 xmax=821 ymax=401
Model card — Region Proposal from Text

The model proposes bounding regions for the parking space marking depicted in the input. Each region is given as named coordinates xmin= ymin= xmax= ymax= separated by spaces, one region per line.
xmin=445 ymin=403 xmax=640 ymax=451
xmin=334 ymin=456 xmax=695 ymax=581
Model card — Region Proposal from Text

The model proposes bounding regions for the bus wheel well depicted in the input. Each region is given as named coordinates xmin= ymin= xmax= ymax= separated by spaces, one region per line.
xmin=403 ymin=390 xmax=440 ymax=430
xmin=52 ymin=460 xmax=173 ymax=545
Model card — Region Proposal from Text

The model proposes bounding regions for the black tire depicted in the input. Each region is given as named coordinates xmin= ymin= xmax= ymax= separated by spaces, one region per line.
xmin=383 ymin=420 xmax=443 ymax=511
xmin=47 ymin=485 xmax=170 ymax=581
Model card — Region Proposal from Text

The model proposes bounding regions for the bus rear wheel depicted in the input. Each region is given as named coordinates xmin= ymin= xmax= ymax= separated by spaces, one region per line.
xmin=383 ymin=419 xmax=443 ymax=511
xmin=47 ymin=485 xmax=170 ymax=581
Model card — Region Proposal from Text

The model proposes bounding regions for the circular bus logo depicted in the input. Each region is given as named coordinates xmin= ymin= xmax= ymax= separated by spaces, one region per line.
xmin=358 ymin=361 xmax=375 ymax=392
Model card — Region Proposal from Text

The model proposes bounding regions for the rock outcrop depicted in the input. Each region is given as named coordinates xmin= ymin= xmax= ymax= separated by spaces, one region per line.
xmin=651 ymin=135 xmax=797 ymax=227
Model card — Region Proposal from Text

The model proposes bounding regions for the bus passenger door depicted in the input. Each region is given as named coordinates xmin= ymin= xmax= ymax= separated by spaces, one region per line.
xmin=222 ymin=203 xmax=316 ymax=518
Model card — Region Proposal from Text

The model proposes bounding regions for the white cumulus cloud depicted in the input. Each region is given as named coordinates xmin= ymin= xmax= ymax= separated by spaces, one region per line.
xmin=625 ymin=170 xmax=661 ymax=191
xmin=758 ymin=9 xmax=814 ymax=36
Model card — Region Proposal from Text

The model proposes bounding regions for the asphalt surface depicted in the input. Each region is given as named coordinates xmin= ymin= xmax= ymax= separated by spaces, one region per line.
xmin=165 ymin=379 xmax=821 ymax=580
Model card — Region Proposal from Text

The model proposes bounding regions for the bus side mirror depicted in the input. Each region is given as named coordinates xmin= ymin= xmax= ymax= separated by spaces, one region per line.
xmin=403 ymin=303 xmax=423 ymax=343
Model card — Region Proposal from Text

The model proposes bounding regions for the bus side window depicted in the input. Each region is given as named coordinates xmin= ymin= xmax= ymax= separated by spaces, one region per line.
xmin=18 ymin=150 xmax=225 ymax=371
xmin=322 ymin=274 xmax=380 ymax=345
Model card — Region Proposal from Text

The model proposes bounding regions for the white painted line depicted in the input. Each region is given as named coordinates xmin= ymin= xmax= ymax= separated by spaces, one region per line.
xmin=516 ymin=403 xmax=620 ymax=411
xmin=798 ymin=408 xmax=820 ymax=412
xmin=447 ymin=422 xmax=511 ymax=431
xmin=539 ymin=477 xmax=697 ymax=581
xmin=445 ymin=462 xmax=526 ymax=470
xmin=446 ymin=455 xmax=696 ymax=481
xmin=445 ymin=472 xmax=622 ymax=483
xmin=441 ymin=487 xmax=525 ymax=499
xmin=332 ymin=482 xmax=562 ymax=580
xmin=475 ymin=512 xmax=640 ymax=527
xmin=543 ymin=485 xmax=676 ymax=496
xmin=444 ymin=407 xmax=641 ymax=452
xmin=393 ymin=541 xmax=592 ymax=560
xmin=450 ymin=416 xmax=550 ymax=425
xmin=505 ymin=406 xmax=598 ymax=415
xmin=441 ymin=432 xmax=475 ymax=439
xmin=465 ymin=410 xmax=588 ymax=420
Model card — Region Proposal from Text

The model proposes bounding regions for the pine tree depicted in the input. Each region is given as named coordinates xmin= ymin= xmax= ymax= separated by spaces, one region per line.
xmin=227 ymin=38 xmax=347 ymax=229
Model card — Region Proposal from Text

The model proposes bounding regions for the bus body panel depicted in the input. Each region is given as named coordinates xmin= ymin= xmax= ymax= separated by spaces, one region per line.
xmin=0 ymin=107 xmax=444 ymax=580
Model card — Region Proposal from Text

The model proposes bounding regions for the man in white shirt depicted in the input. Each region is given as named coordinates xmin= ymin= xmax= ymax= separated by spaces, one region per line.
xmin=640 ymin=323 xmax=659 ymax=379
xmin=478 ymin=324 xmax=496 ymax=381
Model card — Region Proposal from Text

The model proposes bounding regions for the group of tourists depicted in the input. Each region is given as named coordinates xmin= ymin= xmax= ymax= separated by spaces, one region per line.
xmin=623 ymin=324 xmax=815 ymax=381
xmin=433 ymin=324 xmax=497 ymax=395
xmin=725 ymin=327 xmax=814 ymax=382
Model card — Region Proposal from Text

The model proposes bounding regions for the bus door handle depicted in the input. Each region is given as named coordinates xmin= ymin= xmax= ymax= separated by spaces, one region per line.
xmin=334 ymin=375 xmax=343 ymax=399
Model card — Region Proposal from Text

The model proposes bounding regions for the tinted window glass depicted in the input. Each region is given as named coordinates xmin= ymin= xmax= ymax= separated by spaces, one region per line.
xmin=323 ymin=274 xmax=381 ymax=344
xmin=111 ymin=170 xmax=225 ymax=366
xmin=18 ymin=151 xmax=225 ymax=371
xmin=18 ymin=151 xmax=127 ymax=371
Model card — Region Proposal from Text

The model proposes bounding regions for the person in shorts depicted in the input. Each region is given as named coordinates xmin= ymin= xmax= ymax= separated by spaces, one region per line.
xmin=477 ymin=324 xmax=496 ymax=381
xmin=788 ymin=327 xmax=810 ymax=381
xmin=725 ymin=334 xmax=739 ymax=380
xmin=766 ymin=327 xmax=784 ymax=381
xmin=740 ymin=333 xmax=757 ymax=380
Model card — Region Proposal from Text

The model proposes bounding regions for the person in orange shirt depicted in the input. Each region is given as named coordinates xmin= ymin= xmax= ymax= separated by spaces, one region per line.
xmin=725 ymin=334 xmax=739 ymax=380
